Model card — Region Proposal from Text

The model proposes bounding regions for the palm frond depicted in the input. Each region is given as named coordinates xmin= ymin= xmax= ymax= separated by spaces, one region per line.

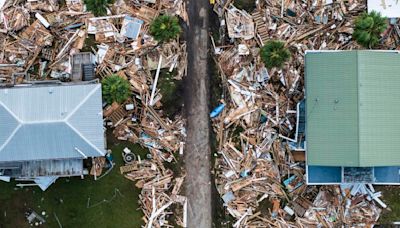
xmin=353 ymin=11 xmax=387 ymax=48
xmin=150 ymin=15 xmax=181 ymax=42
xmin=84 ymin=0 xmax=111 ymax=16
xmin=102 ymin=75 xmax=130 ymax=104
xmin=260 ymin=40 xmax=291 ymax=69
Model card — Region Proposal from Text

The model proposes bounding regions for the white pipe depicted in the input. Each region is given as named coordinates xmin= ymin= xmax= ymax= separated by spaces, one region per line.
xmin=35 ymin=13 xmax=50 ymax=28
xmin=89 ymin=14 xmax=127 ymax=21
xmin=149 ymin=55 xmax=163 ymax=106
xmin=56 ymin=29 xmax=80 ymax=59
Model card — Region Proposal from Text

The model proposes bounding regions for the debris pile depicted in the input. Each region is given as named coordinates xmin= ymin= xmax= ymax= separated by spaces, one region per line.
xmin=0 ymin=0 xmax=187 ymax=83
xmin=100 ymin=3 xmax=188 ymax=227
xmin=112 ymin=96 xmax=187 ymax=226
xmin=1 ymin=0 xmax=188 ymax=226
xmin=211 ymin=0 xmax=397 ymax=226
xmin=121 ymin=159 xmax=187 ymax=227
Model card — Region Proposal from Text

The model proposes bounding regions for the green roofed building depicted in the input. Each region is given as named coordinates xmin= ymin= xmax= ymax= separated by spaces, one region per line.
xmin=305 ymin=50 xmax=400 ymax=184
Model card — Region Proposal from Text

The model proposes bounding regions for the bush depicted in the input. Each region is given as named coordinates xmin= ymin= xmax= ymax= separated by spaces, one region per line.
xmin=233 ymin=0 xmax=256 ymax=13
xmin=102 ymin=75 xmax=130 ymax=104
xmin=353 ymin=11 xmax=387 ymax=48
xmin=84 ymin=0 xmax=113 ymax=16
xmin=150 ymin=15 xmax=181 ymax=42
xmin=260 ymin=40 xmax=290 ymax=69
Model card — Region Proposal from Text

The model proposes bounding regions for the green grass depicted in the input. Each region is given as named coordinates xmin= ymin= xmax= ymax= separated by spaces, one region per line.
xmin=157 ymin=69 xmax=184 ymax=119
xmin=0 ymin=140 xmax=148 ymax=228
xmin=376 ymin=186 xmax=400 ymax=224
xmin=233 ymin=0 xmax=256 ymax=12
xmin=81 ymin=35 xmax=98 ymax=53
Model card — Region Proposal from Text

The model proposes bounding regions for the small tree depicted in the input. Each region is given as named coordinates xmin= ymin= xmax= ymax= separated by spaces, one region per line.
xmin=260 ymin=40 xmax=290 ymax=69
xmin=353 ymin=11 xmax=387 ymax=48
xmin=102 ymin=75 xmax=130 ymax=104
xmin=150 ymin=15 xmax=181 ymax=42
xmin=84 ymin=0 xmax=113 ymax=17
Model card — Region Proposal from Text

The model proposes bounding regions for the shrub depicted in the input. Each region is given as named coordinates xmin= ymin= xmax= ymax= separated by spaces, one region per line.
xmin=233 ymin=0 xmax=256 ymax=13
xmin=84 ymin=0 xmax=113 ymax=17
xmin=260 ymin=40 xmax=290 ymax=69
xmin=353 ymin=11 xmax=387 ymax=48
xmin=102 ymin=75 xmax=130 ymax=104
xmin=150 ymin=15 xmax=181 ymax=42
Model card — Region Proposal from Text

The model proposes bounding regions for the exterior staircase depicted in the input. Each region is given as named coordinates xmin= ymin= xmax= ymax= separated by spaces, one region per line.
xmin=109 ymin=106 xmax=128 ymax=126
xmin=252 ymin=11 xmax=269 ymax=46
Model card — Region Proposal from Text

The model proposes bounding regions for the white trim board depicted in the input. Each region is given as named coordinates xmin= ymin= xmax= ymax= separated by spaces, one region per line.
xmin=368 ymin=0 xmax=400 ymax=18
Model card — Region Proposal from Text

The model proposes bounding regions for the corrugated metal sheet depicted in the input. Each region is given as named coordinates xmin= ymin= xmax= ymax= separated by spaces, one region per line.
xmin=0 ymin=83 xmax=105 ymax=162
xmin=68 ymin=85 xmax=105 ymax=155
xmin=306 ymin=51 xmax=359 ymax=166
xmin=358 ymin=51 xmax=400 ymax=166
xmin=121 ymin=16 xmax=143 ymax=39
xmin=306 ymin=51 xmax=400 ymax=167
xmin=0 ymin=84 xmax=94 ymax=122
xmin=0 ymin=105 xmax=19 ymax=147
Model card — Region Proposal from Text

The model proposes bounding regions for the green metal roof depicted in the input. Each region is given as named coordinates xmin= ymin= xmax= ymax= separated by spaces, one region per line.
xmin=306 ymin=51 xmax=400 ymax=167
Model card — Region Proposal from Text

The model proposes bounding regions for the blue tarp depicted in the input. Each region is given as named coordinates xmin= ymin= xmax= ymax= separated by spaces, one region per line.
xmin=210 ymin=103 xmax=225 ymax=118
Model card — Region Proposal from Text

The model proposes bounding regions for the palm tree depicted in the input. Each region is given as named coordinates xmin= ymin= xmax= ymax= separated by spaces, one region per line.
xmin=102 ymin=75 xmax=130 ymax=104
xmin=84 ymin=0 xmax=113 ymax=16
xmin=260 ymin=40 xmax=290 ymax=69
xmin=353 ymin=11 xmax=387 ymax=48
xmin=150 ymin=15 xmax=181 ymax=42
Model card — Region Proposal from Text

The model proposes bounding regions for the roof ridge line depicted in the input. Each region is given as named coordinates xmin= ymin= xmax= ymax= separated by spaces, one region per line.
xmin=65 ymin=121 xmax=105 ymax=156
xmin=0 ymin=124 xmax=22 ymax=152
xmin=0 ymin=100 xmax=23 ymax=123
xmin=64 ymin=84 xmax=101 ymax=121
xmin=21 ymin=120 xmax=65 ymax=124
xmin=356 ymin=50 xmax=361 ymax=167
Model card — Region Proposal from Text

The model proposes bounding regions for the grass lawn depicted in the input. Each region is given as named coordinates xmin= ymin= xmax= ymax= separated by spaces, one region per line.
xmin=376 ymin=186 xmax=400 ymax=224
xmin=0 ymin=140 xmax=148 ymax=228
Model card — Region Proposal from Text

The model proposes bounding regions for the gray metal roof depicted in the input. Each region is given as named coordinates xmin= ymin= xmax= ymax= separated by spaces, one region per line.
xmin=0 ymin=83 xmax=105 ymax=162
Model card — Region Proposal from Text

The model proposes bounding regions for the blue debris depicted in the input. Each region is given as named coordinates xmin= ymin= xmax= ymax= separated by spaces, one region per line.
xmin=106 ymin=153 xmax=113 ymax=162
xmin=283 ymin=175 xmax=303 ymax=192
xmin=240 ymin=169 xmax=251 ymax=177
xmin=64 ymin=23 xmax=84 ymax=30
xmin=210 ymin=103 xmax=225 ymax=118
xmin=121 ymin=16 xmax=144 ymax=39
xmin=140 ymin=132 xmax=157 ymax=148
xmin=260 ymin=114 xmax=268 ymax=123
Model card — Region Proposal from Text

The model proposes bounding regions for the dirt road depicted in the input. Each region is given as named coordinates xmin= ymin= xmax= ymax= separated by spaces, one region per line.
xmin=184 ymin=0 xmax=212 ymax=227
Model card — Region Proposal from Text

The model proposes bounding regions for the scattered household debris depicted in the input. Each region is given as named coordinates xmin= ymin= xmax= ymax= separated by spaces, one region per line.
xmin=90 ymin=157 xmax=106 ymax=178
xmin=211 ymin=0 xmax=398 ymax=226
xmin=0 ymin=0 xmax=188 ymax=225
xmin=0 ymin=0 xmax=188 ymax=84
xmin=26 ymin=210 xmax=46 ymax=226
xmin=225 ymin=4 xmax=255 ymax=40
xmin=121 ymin=160 xmax=187 ymax=227
xmin=114 ymin=98 xmax=187 ymax=227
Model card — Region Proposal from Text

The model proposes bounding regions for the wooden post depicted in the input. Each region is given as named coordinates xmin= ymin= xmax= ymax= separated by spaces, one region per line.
xmin=149 ymin=55 xmax=163 ymax=106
